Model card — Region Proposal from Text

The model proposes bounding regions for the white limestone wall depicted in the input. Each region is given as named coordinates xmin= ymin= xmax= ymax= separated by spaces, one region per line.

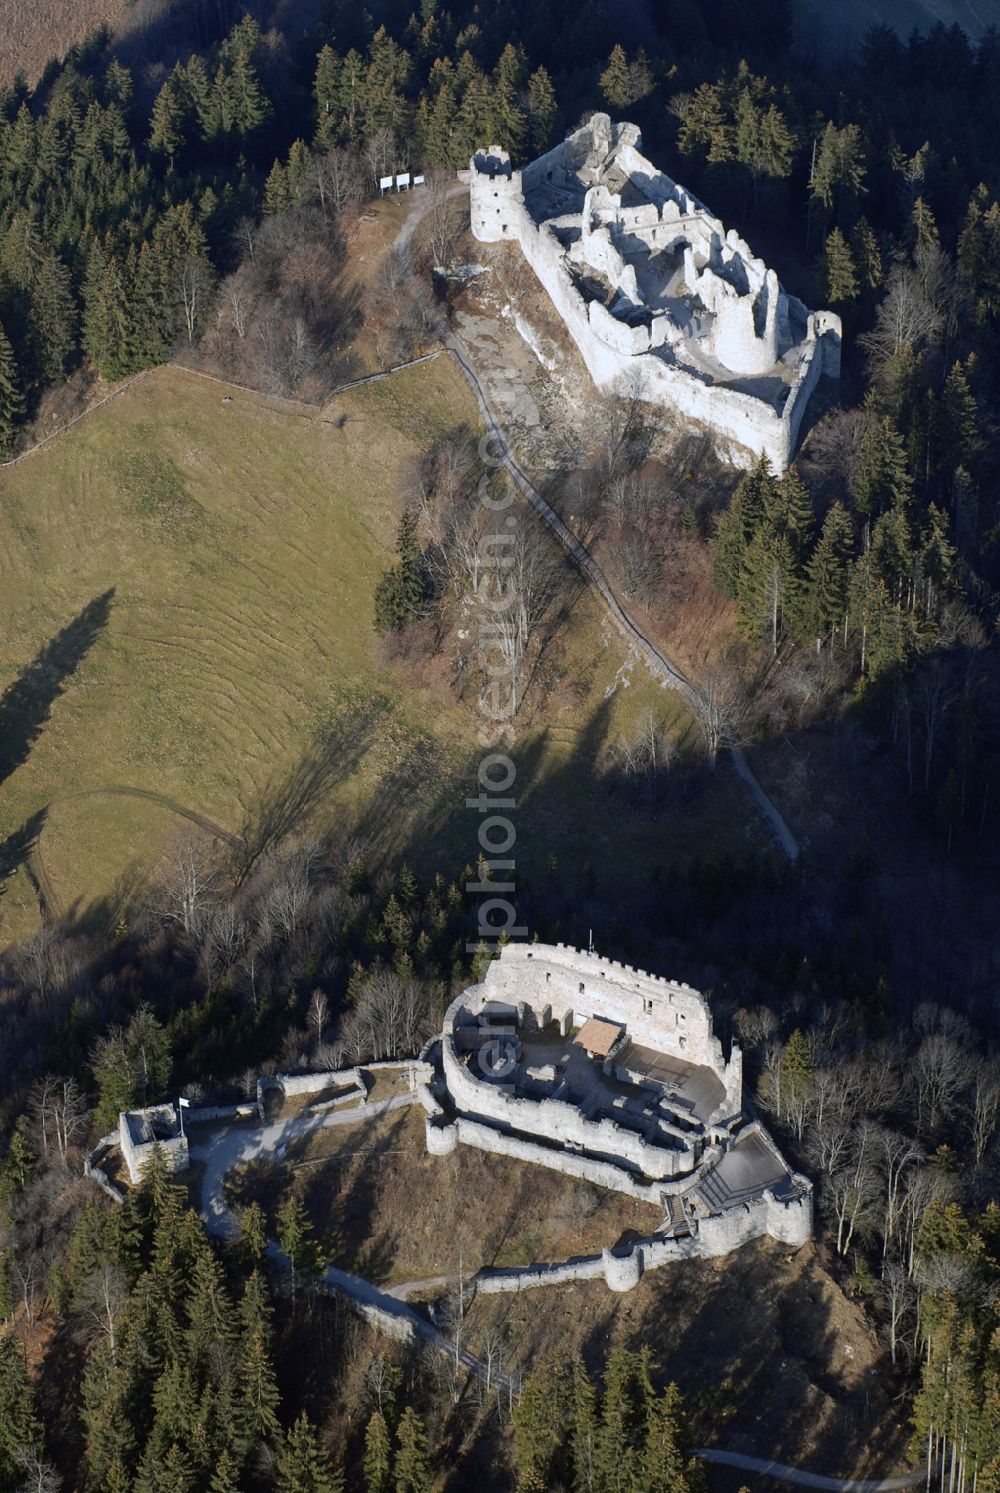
xmin=588 ymin=300 xmax=649 ymax=355
xmin=471 ymin=1190 xmax=812 ymax=1296
xmin=119 ymin=1107 xmax=189 ymax=1185
xmin=469 ymin=118 xmax=840 ymax=473
xmin=481 ymin=943 xmax=731 ymax=1078
xmin=487 ymin=204 xmax=798 ymax=469
xmin=783 ymin=313 xmax=841 ymax=453
xmin=441 ymin=1036 xmax=697 ymax=1180
xmin=427 ymin=1112 xmax=669 ymax=1201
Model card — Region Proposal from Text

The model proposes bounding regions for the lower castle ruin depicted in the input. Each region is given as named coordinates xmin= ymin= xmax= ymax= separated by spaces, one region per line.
xmin=419 ymin=941 xmax=811 ymax=1282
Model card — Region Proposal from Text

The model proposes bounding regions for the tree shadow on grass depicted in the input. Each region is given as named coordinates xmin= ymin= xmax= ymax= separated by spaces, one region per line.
xmin=0 ymin=589 xmax=114 ymax=788
xmin=233 ymin=692 xmax=394 ymax=882
xmin=0 ymin=806 xmax=48 ymax=887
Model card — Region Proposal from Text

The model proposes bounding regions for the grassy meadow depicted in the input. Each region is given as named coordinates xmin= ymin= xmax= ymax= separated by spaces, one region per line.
xmin=0 ymin=357 xmax=755 ymax=944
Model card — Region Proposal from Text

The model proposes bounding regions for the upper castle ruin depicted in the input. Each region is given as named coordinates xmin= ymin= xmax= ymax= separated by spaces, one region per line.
xmin=469 ymin=113 xmax=841 ymax=471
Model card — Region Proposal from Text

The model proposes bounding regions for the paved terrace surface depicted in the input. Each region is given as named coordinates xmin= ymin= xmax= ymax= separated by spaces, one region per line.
xmin=697 ymin=1129 xmax=791 ymax=1213
xmin=620 ymin=1041 xmax=725 ymax=1122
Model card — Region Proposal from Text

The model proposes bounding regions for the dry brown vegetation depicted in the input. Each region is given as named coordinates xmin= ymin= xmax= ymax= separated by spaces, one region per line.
xmin=464 ymin=1237 xmax=910 ymax=1479
xmin=0 ymin=0 xmax=122 ymax=87
xmin=226 ymin=1104 xmax=662 ymax=1284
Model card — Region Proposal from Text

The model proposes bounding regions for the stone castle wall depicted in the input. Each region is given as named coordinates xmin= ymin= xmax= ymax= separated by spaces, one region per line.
xmin=469 ymin=122 xmax=841 ymax=473
xmin=478 ymin=942 xmax=742 ymax=1120
xmin=119 ymin=1105 xmax=189 ymax=1185
xmin=470 ymin=1183 xmax=813 ymax=1296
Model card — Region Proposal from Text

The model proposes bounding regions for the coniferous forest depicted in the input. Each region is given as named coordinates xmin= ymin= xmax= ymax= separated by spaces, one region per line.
xmin=3 ymin=0 xmax=1000 ymax=1488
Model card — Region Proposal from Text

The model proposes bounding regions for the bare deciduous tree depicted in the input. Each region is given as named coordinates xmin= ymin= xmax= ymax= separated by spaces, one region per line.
xmin=77 ymin=1264 xmax=129 ymax=1361
xmin=426 ymin=174 xmax=466 ymax=269
xmin=913 ymin=1033 xmax=968 ymax=1134
xmin=306 ymin=148 xmax=366 ymax=222
xmin=364 ymin=127 xmax=397 ymax=185
xmin=970 ymin=1061 xmax=1000 ymax=1165
xmin=475 ymin=518 xmax=557 ymax=716
xmin=177 ymin=254 xmax=214 ymax=345
xmin=691 ymin=660 xmax=746 ymax=767
xmin=154 ymin=836 xmax=218 ymax=939
xmin=29 ymin=1076 xmax=88 ymax=1164
xmin=308 ymin=989 xmax=329 ymax=1048
xmin=879 ymin=1258 xmax=916 ymax=1366
xmin=216 ymin=268 xmax=256 ymax=341
xmin=13 ymin=1445 xmax=62 ymax=1493
xmin=339 ymin=969 xmax=427 ymax=1062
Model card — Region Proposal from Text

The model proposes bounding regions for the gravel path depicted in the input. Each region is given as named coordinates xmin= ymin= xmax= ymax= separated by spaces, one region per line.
xmin=394 ymin=189 xmax=800 ymax=863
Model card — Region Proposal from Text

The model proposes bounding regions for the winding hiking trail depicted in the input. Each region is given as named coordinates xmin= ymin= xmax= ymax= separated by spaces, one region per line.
xmin=393 ymin=188 xmax=799 ymax=863
xmin=693 ymin=1449 xmax=928 ymax=1492
xmin=25 ymin=786 xmax=243 ymax=920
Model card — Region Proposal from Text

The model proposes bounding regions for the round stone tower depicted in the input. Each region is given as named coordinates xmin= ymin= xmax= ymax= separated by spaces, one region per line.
xmin=602 ymin=1246 xmax=643 ymax=1293
xmin=470 ymin=146 xmax=524 ymax=243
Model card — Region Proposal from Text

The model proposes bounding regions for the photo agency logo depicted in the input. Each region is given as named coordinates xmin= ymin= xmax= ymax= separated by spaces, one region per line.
xmin=465 ymin=399 xmax=533 ymax=1027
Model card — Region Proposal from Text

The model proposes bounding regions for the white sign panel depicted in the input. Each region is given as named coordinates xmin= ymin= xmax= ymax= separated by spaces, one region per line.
xmin=379 ymin=175 xmax=393 ymax=192
xmin=395 ymin=172 xmax=411 ymax=189
xmin=413 ymin=174 xmax=425 ymax=186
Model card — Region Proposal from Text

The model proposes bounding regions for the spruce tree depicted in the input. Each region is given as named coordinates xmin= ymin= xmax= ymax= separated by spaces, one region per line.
xmin=0 ymin=324 xmax=25 ymax=456
xmin=364 ymin=1411 xmax=392 ymax=1493
xmin=394 ymin=1407 xmax=432 ymax=1493
xmin=264 ymin=161 xmax=291 ymax=216
xmin=228 ymin=49 xmax=271 ymax=136
xmin=82 ymin=257 xmax=137 ymax=382
xmin=512 ymin=1361 xmax=566 ymax=1484
xmin=0 ymin=1116 xmax=34 ymax=1202
xmin=363 ymin=28 xmax=412 ymax=139
xmin=240 ymin=1200 xmax=267 ymax=1271
xmin=149 ymin=80 xmax=185 ymax=163
xmin=492 ymin=44 xmax=527 ymax=158
xmin=805 ymin=502 xmax=854 ymax=649
xmin=185 ymin=1248 xmax=237 ymax=1367
xmin=738 ymin=529 xmax=800 ymax=655
xmin=852 ymin=417 xmax=912 ymax=518
xmin=373 ymin=513 xmax=428 ymax=633
xmin=0 ymin=1332 xmax=42 ymax=1487
xmin=277 ymin=1412 xmax=343 ymax=1493
xmin=594 ymin=1342 xmax=646 ymax=1492
xmin=569 ymin=1355 xmax=598 ymax=1493
xmin=821 ymin=228 xmax=859 ymax=304
xmin=851 ymin=217 xmax=883 ymax=291
xmin=314 ymin=46 xmax=342 ymax=146
xmin=277 ymin=1196 xmax=321 ymax=1302
xmin=30 ymin=253 xmax=77 ymax=384
xmin=236 ymin=1272 xmax=281 ymax=1456
xmin=713 ymin=455 xmax=777 ymax=594
xmin=848 ymin=550 xmax=889 ymax=678
xmin=599 ymin=46 xmax=632 ymax=110
xmin=937 ymin=362 xmax=979 ymax=476
xmin=526 ymin=68 xmax=558 ymax=154
xmin=642 ymin=1382 xmax=702 ymax=1492
xmin=779 ymin=1030 xmax=813 ymax=1120
xmin=210 ymin=1448 xmax=241 ymax=1493
xmin=809 ymin=121 xmax=867 ymax=221
xmin=907 ymin=196 xmax=939 ymax=251
xmin=337 ymin=50 xmax=365 ymax=140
